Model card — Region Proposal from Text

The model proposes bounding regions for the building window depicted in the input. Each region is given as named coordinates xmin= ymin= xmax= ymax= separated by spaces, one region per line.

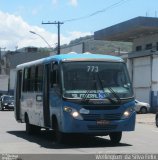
xmin=136 ymin=45 xmax=142 ymax=51
xmin=145 ymin=43 xmax=152 ymax=50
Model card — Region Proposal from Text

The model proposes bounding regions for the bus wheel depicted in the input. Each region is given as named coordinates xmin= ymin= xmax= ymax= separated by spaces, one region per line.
xmin=25 ymin=115 xmax=39 ymax=135
xmin=156 ymin=116 xmax=158 ymax=127
xmin=109 ymin=132 xmax=122 ymax=144
xmin=26 ymin=117 xmax=33 ymax=135
xmin=54 ymin=121 xmax=66 ymax=144
xmin=26 ymin=122 xmax=40 ymax=135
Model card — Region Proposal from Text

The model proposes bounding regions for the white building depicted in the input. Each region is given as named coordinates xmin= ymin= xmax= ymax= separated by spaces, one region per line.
xmin=0 ymin=75 xmax=8 ymax=95
xmin=95 ymin=16 xmax=158 ymax=112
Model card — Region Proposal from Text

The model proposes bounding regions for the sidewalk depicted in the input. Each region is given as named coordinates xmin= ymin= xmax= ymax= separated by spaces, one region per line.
xmin=136 ymin=113 xmax=155 ymax=125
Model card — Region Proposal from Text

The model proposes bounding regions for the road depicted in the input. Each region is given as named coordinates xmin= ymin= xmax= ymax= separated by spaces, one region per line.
xmin=0 ymin=111 xmax=157 ymax=155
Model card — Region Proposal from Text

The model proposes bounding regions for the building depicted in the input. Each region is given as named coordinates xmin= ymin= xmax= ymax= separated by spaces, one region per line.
xmin=94 ymin=16 xmax=158 ymax=112
xmin=5 ymin=47 xmax=50 ymax=94
xmin=0 ymin=49 xmax=9 ymax=95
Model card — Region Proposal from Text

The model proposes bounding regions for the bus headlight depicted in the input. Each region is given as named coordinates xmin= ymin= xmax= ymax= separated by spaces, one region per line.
xmin=72 ymin=111 xmax=79 ymax=118
xmin=63 ymin=106 xmax=72 ymax=113
xmin=64 ymin=106 xmax=83 ymax=120
xmin=122 ymin=107 xmax=134 ymax=119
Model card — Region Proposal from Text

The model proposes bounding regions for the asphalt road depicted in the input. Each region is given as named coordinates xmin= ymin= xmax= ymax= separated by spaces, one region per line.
xmin=0 ymin=111 xmax=157 ymax=154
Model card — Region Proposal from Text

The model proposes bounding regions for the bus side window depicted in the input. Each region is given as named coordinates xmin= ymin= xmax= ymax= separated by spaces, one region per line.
xmin=23 ymin=68 xmax=31 ymax=92
xmin=35 ymin=65 xmax=43 ymax=91
xmin=30 ymin=66 xmax=36 ymax=91
xmin=117 ymin=71 xmax=126 ymax=86
xmin=23 ymin=68 xmax=27 ymax=92
xmin=50 ymin=63 xmax=59 ymax=88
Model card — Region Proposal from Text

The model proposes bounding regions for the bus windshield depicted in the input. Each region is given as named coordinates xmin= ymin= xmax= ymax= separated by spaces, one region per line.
xmin=62 ymin=61 xmax=133 ymax=101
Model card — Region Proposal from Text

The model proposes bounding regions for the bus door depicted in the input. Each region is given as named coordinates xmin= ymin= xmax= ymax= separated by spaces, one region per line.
xmin=15 ymin=70 xmax=22 ymax=121
xmin=43 ymin=64 xmax=51 ymax=127
xmin=50 ymin=62 xmax=62 ymax=122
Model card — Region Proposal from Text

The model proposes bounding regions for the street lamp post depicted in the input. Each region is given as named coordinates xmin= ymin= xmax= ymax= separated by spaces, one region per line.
xmin=29 ymin=31 xmax=52 ymax=49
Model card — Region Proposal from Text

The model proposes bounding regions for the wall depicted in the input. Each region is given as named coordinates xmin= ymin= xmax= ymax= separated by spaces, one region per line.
xmin=0 ymin=75 xmax=8 ymax=94
xmin=8 ymin=50 xmax=49 ymax=69
xmin=9 ymin=69 xmax=16 ymax=94
xmin=7 ymin=48 xmax=50 ymax=94
xmin=151 ymin=54 xmax=158 ymax=111
xmin=133 ymin=34 xmax=158 ymax=51
xmin=133 ymin=56 xmax=151 ymax=103
xmin=128 ymin=50 xmax=158 ymax=112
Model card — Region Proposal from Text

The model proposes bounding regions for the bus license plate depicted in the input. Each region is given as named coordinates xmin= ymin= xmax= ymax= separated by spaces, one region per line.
xmin=96 ymin=120 xmax=110 ymax=126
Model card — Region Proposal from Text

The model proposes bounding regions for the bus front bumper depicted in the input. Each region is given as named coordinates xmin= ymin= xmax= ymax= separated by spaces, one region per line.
xmin=61 ymin=112 xmax=136 ymax=135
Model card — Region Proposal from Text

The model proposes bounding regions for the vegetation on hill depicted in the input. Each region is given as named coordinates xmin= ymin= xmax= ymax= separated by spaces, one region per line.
xmin=61 ymin=35 xmax=132 ymax=55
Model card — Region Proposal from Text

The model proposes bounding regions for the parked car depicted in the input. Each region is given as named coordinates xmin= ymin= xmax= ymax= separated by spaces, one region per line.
xmin=156 ymin=112 xmax=158 ymax=127
xmin=135 ymin=99 xmax=150 ymax=114
xmin=0 ymin=95 xmax=14 ymax=111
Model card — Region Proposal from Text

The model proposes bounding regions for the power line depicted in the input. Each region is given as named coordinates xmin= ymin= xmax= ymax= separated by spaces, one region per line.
xmin=41 ymin=0 xmax=131 ymax=54
xmin=63 ymin=0 xmax=131 ymax=23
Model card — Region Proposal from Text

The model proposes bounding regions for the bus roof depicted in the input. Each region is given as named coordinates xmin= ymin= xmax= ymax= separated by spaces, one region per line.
xmin=17 ymin=53 xmax=123 ymax=69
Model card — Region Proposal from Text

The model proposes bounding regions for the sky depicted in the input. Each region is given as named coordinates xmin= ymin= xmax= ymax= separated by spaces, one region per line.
xmin=0 ymin=0 xmax=158 ymax=51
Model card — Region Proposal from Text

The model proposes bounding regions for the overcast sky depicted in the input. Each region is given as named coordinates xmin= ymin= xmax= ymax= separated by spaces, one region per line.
xmin=0 ymin=0 xmax=158 ymax=51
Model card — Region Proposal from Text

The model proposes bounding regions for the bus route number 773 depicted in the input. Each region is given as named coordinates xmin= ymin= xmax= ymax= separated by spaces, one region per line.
xmin=87 ymin=66 xmax=99 ymax=72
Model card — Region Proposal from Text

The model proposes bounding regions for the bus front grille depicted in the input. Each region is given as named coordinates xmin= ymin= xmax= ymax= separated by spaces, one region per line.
xmin=83 ymin=105 xmax=120 ymax=110
xmin=81 ymin=113 xmax=122 ymax=121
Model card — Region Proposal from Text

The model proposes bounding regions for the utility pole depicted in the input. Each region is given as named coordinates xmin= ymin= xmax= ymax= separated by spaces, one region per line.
xmin=42 ymin=21 xmax=64 ymax=54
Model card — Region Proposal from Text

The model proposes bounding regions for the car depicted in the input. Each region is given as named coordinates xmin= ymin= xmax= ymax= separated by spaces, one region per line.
xmin=0 ymin=95 xmax=14 ymax=111
xmin=156 ymin=112 xmax=158 ymax=127
xmin=135 ymin=99 xmax=150 ymax=114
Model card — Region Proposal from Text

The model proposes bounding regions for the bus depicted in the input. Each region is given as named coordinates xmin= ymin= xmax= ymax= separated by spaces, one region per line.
xmin=14 ymin=53 xmax=136 ymax=144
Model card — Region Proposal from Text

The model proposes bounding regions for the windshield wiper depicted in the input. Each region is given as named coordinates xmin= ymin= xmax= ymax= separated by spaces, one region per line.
xmin=106 ymin=86 xmax=121 ymax=104
xmin=96 ymin=72 xmax=121 ymax=104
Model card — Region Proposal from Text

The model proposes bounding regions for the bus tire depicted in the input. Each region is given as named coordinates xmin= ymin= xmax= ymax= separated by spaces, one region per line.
xmin=25 ymin=115 xmax=33 ymax=135
xmin=54 ymin=121 xmax=66 ymax=144
xmin=26 ymin=122 xmax=33 ymax=135
xmin=25 ymin=114 xmax=40 ymax=135
xmin=27 ymin=123 xmax=40 ymax=135
xmin=156 ymin=115 xmax=158 ymax=127
xmin=109 ymin=132 xmax=122 ymax=144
